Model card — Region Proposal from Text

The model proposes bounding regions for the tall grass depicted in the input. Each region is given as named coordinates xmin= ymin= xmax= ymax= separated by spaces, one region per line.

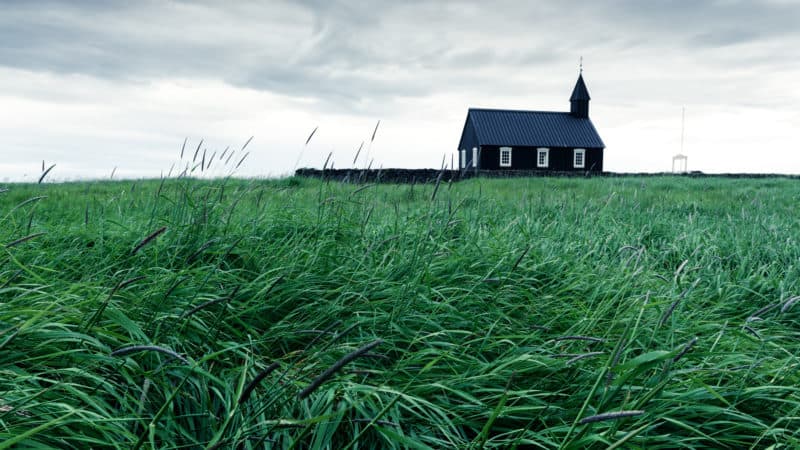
xmin=1 ymin=175 xmax=799 ymax=448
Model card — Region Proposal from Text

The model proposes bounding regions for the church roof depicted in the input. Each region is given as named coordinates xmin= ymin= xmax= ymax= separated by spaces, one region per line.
xmin=463 ymin=108 xmax=605 ymax=149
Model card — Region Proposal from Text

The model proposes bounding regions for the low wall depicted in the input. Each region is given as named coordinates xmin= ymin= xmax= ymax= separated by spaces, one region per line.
xmin=295 ymin=168 xmax=459 ymax=183
xmin=295 ymin=168 xmax=800 ymax=183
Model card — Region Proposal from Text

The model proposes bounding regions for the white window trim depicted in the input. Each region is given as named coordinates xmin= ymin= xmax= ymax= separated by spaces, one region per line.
xmin=499 ymin=146 xmax=512 ymax=167
xmin=460 ymin=149 xmax=466 ymax=169
xmin=472 ymin=147 xmax=478 ymax=168
xmin=574 ymin=148 xmax=586 ymax=169
xmin=537 ymin=148 xmax=549 ymax=168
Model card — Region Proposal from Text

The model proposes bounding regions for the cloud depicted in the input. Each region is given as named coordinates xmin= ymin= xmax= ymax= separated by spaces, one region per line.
xmin=3 ymin=0 xmax=794 ymax=111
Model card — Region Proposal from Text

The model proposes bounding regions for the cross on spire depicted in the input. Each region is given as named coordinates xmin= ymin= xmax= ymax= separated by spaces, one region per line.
xmin=579 ymin=56 xmax=583 ymax=74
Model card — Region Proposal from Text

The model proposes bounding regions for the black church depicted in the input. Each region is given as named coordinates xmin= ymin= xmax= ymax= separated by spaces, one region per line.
xmin=458 ymin=73 xmax=605 ymax=172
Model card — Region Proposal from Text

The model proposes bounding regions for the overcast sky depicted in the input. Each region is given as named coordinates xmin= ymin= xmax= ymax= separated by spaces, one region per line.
xmin=1 ymin=0 xmax=799 ymax=181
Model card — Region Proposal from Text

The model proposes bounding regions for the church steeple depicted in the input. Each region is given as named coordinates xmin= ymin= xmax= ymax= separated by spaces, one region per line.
xmin=570 ymin=72 xmax=591 ymax=119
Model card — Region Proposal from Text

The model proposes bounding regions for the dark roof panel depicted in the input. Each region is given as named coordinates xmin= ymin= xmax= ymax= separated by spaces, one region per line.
xmin=570 ymin=74 xmax=591 ymax=101
xmin=467 ymin=108 xmax=605 ymax=148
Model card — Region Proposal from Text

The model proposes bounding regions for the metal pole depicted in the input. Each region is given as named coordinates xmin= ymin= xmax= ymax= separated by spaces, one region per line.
xmin=680 ymin=107 xmax=685 ymax=157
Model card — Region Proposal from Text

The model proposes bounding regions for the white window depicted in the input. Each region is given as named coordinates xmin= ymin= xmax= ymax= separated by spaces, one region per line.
xmin=537 ymin=148 xmax=549 ymax=168
xmin=574 ymin=149 xmax=586 ymax=168
xmin=460 ymin=149 xmax=466 ymax=169
xmin=499 ymin=147 xmax=512 ymax=167
xmin=472 ymin=147 xmax=478 ymax=168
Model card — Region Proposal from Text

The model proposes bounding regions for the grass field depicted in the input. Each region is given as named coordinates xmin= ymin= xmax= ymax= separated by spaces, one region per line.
xmin=2 ymin=175 xmax=800 ymax=449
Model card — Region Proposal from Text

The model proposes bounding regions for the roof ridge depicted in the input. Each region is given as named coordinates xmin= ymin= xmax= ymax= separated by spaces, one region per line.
xmin=469 ymin=108 xmax=570 ymax=115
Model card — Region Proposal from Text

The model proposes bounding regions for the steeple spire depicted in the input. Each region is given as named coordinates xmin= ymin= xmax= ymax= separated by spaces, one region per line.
xmin=570 ymin=67 xmax=591 ymax=119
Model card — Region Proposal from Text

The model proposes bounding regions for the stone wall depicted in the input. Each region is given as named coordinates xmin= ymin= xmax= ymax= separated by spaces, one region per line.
xmin=295 ymin=168 xmax=800 ymax=183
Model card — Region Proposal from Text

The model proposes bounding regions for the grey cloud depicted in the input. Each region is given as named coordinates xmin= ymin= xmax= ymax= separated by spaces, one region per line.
xmin=689 ymin=29 xmax=762 ymax=47
xmin=1 ymin=0 xmax=798 ymax=113
xmin=595 ymin=0 xmax=800 ymax=46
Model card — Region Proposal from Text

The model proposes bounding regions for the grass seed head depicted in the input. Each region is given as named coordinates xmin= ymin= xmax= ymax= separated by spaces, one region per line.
xmin=298 ymin=339 xmax=383 ymax=399
xmin=131 ymin=226 xmax=167 ymax=255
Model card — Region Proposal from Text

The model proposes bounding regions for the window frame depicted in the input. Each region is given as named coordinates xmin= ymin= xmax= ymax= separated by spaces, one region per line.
xmin=537 ymin=148 xmax=549 ymax=168
xmin=472 ymin=147 xmax=478 ymax=168
xmin=499 ymin=146 xmax=512 ymax=167
xmin=573 ymin=148 xmax=586 ymax=169
xmin=460 ymin=149 xmax=466 ymax=169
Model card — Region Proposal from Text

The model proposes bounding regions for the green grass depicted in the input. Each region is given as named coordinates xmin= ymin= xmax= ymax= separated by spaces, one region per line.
xmin=2 ymin=175 xmax=800 ymax=449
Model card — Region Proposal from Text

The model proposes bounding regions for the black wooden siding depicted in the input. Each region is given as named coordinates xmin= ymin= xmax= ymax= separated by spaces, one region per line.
xmin=458 ymin=115 xmax=480 ymax=169
xmin=478 ymin=146 xmax=603 ymax=172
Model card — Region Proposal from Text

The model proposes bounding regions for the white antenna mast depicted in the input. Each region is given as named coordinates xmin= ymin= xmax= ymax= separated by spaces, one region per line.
xmin=680 ymin=106 xmax=685 ymax=156
xmin=672 ymin=107 xmax=688 ymax=173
